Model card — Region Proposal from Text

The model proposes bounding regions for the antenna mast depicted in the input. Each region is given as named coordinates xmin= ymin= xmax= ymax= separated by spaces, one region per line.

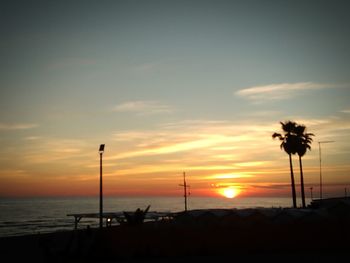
xmin=179 ymin=171 xmax=190 ymax=212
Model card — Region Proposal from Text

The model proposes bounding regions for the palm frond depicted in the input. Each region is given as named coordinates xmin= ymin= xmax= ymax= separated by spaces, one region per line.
xmin=281 ymin=121 xmax=297 ymax=133
xmin=272 ymin=132 xmax=282 ymax=139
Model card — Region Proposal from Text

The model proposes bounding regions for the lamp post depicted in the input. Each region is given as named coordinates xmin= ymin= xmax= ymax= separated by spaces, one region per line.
xmin=99 ymin=144 xmax=105 ymax=229
xmin=318 ymin=141 xmax=334 ymax=200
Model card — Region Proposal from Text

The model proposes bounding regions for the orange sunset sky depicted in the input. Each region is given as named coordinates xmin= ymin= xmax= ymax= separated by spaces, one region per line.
xmin=1 ymin=1 xmax=349 ymax=200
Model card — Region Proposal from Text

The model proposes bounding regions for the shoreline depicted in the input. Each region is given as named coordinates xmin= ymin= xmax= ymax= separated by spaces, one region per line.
xmin=0 ymin=196 xmax=298 ymax=238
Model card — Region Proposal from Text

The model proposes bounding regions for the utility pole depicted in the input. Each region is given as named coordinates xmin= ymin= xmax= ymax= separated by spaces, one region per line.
xmin=179 ymin=172 xmax=190 ymax=212
xmin=318 ymin=141 xmax=334 ymax=200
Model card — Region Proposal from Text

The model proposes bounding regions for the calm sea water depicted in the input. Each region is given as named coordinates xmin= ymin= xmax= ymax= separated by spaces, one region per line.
xmin=0 ymin=196 xmax=303 ymax=237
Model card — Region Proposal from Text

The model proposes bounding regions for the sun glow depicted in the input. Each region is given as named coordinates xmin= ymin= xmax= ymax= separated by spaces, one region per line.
xmin=219 ymin=187 xmax=240 ymax=198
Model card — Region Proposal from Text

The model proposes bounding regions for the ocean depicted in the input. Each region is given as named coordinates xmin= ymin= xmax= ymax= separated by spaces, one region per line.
xmin=0 ymin=196 xmax=303 ymax=237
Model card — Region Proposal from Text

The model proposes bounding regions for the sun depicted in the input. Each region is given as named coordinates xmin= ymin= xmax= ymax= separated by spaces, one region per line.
xmin=219 ymin=187 xmax=240 ymax=198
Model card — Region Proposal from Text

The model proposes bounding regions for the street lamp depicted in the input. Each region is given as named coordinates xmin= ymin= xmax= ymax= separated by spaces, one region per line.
xmin=99 ymin=144 xmax=105 ymax=229
xmin=318 ymin=141 xmax=334 ymax=200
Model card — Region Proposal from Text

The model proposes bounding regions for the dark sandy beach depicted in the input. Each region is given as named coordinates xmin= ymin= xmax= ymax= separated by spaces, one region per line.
xmin=1 ymin=206 xmax=349 ymax=262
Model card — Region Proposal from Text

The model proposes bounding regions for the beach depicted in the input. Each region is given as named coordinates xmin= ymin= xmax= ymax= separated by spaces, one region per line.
xmin=1 ymin=204 xmax=349 ymax=262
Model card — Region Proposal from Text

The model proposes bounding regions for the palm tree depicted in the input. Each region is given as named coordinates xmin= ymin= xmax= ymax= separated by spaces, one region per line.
xmin=295 ymin=124 xmax=314 ymax=208
xmin=272 ymin=121 xmax=298 ymax=208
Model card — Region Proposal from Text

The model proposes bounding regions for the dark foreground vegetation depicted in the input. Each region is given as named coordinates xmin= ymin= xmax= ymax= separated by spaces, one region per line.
xmin=1 ymin=204 xmax=349 ymax=262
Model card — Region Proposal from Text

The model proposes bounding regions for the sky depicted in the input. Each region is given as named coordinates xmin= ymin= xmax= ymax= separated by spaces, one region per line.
xmin=1 ymin=0 xmax=350 ymax=202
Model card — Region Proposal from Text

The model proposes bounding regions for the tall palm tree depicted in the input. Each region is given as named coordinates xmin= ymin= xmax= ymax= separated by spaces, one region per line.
xmin=272 ymin=121 xmax=298 ymax=208
xmin=295 ymin=124 xmax=314 ymax=208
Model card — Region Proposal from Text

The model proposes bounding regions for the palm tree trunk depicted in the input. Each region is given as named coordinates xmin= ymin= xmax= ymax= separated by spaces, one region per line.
xmin=299 ymin=156 xmax=306 ymax=208
xmin=289 ymin=154 xmax=297 ymax=208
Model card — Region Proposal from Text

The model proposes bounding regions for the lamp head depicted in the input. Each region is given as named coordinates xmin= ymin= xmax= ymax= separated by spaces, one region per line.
xmin=99 ymin=144 xmax=105 ymax=154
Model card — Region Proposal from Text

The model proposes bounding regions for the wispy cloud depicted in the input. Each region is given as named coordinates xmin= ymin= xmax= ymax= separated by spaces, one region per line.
xmin=107 ymin=134 xmax=238 ymax=160
xmin=22 ymin=138 xmax=90 ymax=164
xmin=340 ymin=109 xmax=350 ymax=114
xmin=235 ymin=82 xmax=329 ymax=101
xmin=205 ymin=172 xmax=253 ymax=180
xmin=23 ymin=136 xmax=41 ymax=140
xmin=0 ymin=123 xmax=38 ymax=130
xmin=113 ymin=100 xmax=173 ymax=115
xmin=106 ymin=119 xmax=281 ymax=182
